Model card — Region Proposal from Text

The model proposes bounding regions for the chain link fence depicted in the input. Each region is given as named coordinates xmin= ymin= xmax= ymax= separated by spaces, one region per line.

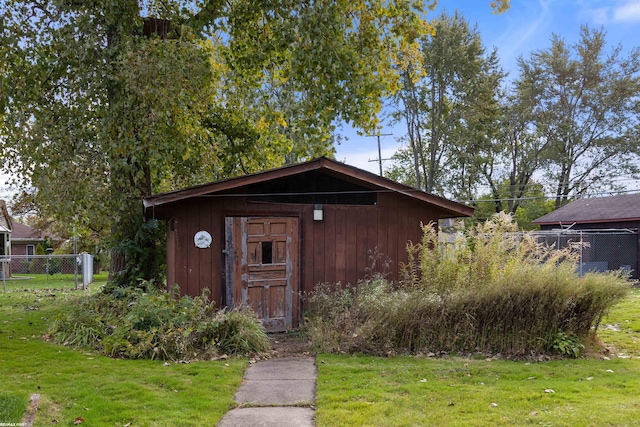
xmin=1 ymin=253 xmax=94 ymax=291
xmin=531 ymin=230 xmax=638 ymax=279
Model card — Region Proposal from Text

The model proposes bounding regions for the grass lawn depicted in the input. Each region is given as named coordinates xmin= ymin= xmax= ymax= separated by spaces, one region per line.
xmin=0 ymin=286 xmax=246 ymax=426
xmin=2 ymin=283 xmax=639 ymax=426
xmin=315 ymin=289 xmax=640 ymax=427
xmin=1 ymin=272 xmax=110 ymax=291
xmin=598 ymin=287 xmax=640 ymax=358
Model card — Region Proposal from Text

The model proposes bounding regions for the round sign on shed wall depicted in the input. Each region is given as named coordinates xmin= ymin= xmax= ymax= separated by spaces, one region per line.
xmin=194 ymin=231 xmax=212 ymax=249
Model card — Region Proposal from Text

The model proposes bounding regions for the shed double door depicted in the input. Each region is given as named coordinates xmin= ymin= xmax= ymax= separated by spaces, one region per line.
xmin=225 ymin=216 xmax=299 ymax=332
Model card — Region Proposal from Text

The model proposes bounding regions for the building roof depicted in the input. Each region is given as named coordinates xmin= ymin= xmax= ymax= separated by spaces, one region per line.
xmin=532 ymin=193 xmax=640 ymax=225
xmin=0 ymin=201 xmax=11 ymax=233
xmin=10 ymin=221 xmax=59 ymax=242
xmin=143 ymin=157 xmax=474 ymax=218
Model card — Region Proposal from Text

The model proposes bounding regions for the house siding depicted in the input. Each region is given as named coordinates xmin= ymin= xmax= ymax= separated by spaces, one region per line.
xmin=161 ymin=191 xmax=438 ymax=308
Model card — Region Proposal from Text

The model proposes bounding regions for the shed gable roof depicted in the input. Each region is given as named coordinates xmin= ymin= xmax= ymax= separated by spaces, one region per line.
xmin=143 ymin=157 xmax=474 ymax=218
xmin=532 ymin=193 xmax=640 ymax=225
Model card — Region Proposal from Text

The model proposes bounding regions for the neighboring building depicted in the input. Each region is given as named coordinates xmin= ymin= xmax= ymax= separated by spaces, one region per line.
xmin=0 ymin=199 xmax=62 ymax=276
xmin=0 ymin=201 xmax=12 ymax=278
xmin=11 ymin=222 xmax=48 ymax=257
xmin=144 ymin=157 xmax=474 ymax=331
xmin=10 ymin=221 xmax=60 ymax=274
xmin=532 ymin=193 xmax=640 ymax=278
xmin=0 ymin=200 xmax=11 ymax=258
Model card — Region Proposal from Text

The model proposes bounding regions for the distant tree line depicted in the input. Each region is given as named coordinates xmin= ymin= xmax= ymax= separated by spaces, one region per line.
xmin=386 ymin=12 xmax=640 ymax=227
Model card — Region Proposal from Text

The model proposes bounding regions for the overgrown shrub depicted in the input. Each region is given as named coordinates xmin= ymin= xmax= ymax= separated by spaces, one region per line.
xmin=306 ymin=213 xmax=629 ymax=358
xmin=48 ymin=285 xmax=271 ymax=360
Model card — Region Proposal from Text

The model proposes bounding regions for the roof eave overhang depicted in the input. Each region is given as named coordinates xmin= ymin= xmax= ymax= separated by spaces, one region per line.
xmin=143 ymin=158 xmax=474 ymax=218
xmin=143 ymin=160 xmax=324 ymax=208
xmin=533 ymin=217 xmax=640 ymax=226
xmin=11 ymin=238 xmax=49 ymax=243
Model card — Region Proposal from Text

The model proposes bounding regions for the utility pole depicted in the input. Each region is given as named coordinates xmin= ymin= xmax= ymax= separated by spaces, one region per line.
xmin=367 ymin=133 xmax=393 ymax=176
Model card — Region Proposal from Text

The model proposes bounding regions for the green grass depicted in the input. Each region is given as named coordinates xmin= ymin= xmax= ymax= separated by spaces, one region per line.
xmin=0 ymin=392 xmax=27 ymax=423
xmin=1 ymin=272 xmax=109 ymax=291
xmin=315 ymin=290 xmax=640 ymax=426
xmin=0 ymin=288 xmax=247 ymax=426
xmin=599 ymin=288 xmax=640 ymax=357
xmin=2 ymin=283 xmax=639 ymax=426
xmin=316 ymin=354 xmax=640 ymax=426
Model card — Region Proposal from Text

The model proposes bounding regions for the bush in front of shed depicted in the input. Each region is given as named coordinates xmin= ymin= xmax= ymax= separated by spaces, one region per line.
xmin=48 ymin=285 xmax=271 ymax=360
xmin=306 ymin=213 xmax=629 ymax=358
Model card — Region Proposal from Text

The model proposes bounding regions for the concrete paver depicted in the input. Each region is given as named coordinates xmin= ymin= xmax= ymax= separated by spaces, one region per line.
xmin=218 ymin=356 xmax=317 ymax=427
xmin=217 ymin=407 xmax=315 ymax=427
xmin=234 ymin=379 xmax=315 ymax=405
xmin=243 ymin=357 xmax=317 ymax=380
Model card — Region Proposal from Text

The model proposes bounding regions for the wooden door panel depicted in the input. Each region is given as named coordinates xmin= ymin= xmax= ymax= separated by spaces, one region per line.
xmin=227 ymin=216 xmax=299 ymax=332
xmin=275 ymin=241 xmax=286 ymax=263
xmin=268 ymin=286 xmax=286 ymax=318
xmin=247 ymin=223 xmax=265 ymax=235
xmin=248 ymin=270 xmax=286 ymax=281
xmin=247 ymin=286 xmax=264 ymax=317
xmin=270 ymin=222 xmax=286 ymax=235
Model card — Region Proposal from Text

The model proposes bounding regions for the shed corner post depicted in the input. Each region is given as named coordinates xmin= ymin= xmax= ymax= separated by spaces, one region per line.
xmin=224 ymin=217 xmax=234 ymax=310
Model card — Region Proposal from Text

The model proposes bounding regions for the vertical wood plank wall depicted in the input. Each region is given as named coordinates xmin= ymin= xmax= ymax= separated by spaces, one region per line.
xmin=164 ymin=191 xmax=440 ymax=309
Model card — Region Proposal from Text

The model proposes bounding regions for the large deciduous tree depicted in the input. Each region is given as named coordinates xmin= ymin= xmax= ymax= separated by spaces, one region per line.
xmin=469 ymin=90 xmax=550 ymax=216
xmin=517 ymin=26 xmax=640 ymax=208
xmin=1 ymin=0 xmax=444 ymax=286
xmin=388 ymin=11 xmax=503 ymax=195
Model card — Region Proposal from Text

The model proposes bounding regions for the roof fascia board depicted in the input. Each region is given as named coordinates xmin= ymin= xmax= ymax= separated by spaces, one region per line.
xmin=144 ymin=157 xmax=473 ymax=217
xmin=534 ymin=217 xmax=640 ymax=225
xmin=143 ymin=161 xmax=323 ymax=208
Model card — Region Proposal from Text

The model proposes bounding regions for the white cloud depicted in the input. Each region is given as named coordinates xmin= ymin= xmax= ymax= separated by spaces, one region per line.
xmin=493 ymin=0 xmax=552 ymax=66
xmin=613 ymin=0 xmax=640 ymax=22
xmin=586 ymin=7 xmax=611 ymax=25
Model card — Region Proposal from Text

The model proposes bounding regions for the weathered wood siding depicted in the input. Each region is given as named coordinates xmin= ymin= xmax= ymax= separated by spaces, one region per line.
xmin=161 ymin=190 xmax=439 ymax=309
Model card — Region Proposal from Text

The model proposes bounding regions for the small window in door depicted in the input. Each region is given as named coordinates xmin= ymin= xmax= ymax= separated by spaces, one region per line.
xmin=261 ymin=241 xmax=273 ymax=264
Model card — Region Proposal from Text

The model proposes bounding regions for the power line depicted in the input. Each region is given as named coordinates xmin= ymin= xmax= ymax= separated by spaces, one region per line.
xmin=460 ymin=188 xmax=640 ymax=204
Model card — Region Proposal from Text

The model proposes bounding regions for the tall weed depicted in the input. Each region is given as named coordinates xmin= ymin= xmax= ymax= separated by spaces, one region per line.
xmin=49 ymin=285 xmax=270 ymax=360
xmin=307 ymin=213 xmax=629 ymax=357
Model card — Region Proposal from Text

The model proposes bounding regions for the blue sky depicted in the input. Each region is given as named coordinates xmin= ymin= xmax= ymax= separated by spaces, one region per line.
xmin=335 ymin=0 xmax=640 ymax=174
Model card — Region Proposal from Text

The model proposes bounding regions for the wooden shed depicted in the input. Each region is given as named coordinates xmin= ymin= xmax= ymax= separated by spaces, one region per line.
xmin=143 ymin=157 xmax=473 ymax=331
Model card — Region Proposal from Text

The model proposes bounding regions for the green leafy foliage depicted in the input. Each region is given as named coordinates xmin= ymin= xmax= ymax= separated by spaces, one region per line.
xmin=389 ymin=11 xmax=503 ymax=194
xmin=548 ymin=331 xmax=584 ymax=358
xmin=470 ymin=182 xmax=555 ymax=229
xmin=49 ymin=285 xmax=271 ymax=360
xmin=0 ymin=0 xmax=443 ymax=284
xmin=517 ymin=26 xmax=640 ymax=208
xmin=389 ymin=22 xmax=639 ymax=217
xmin=307 ymin=214 xmax=629 ymax=357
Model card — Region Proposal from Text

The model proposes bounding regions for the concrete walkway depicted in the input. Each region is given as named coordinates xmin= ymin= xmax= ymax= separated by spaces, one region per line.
xmin=218 ymin=357 xmax=317 ymax=427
